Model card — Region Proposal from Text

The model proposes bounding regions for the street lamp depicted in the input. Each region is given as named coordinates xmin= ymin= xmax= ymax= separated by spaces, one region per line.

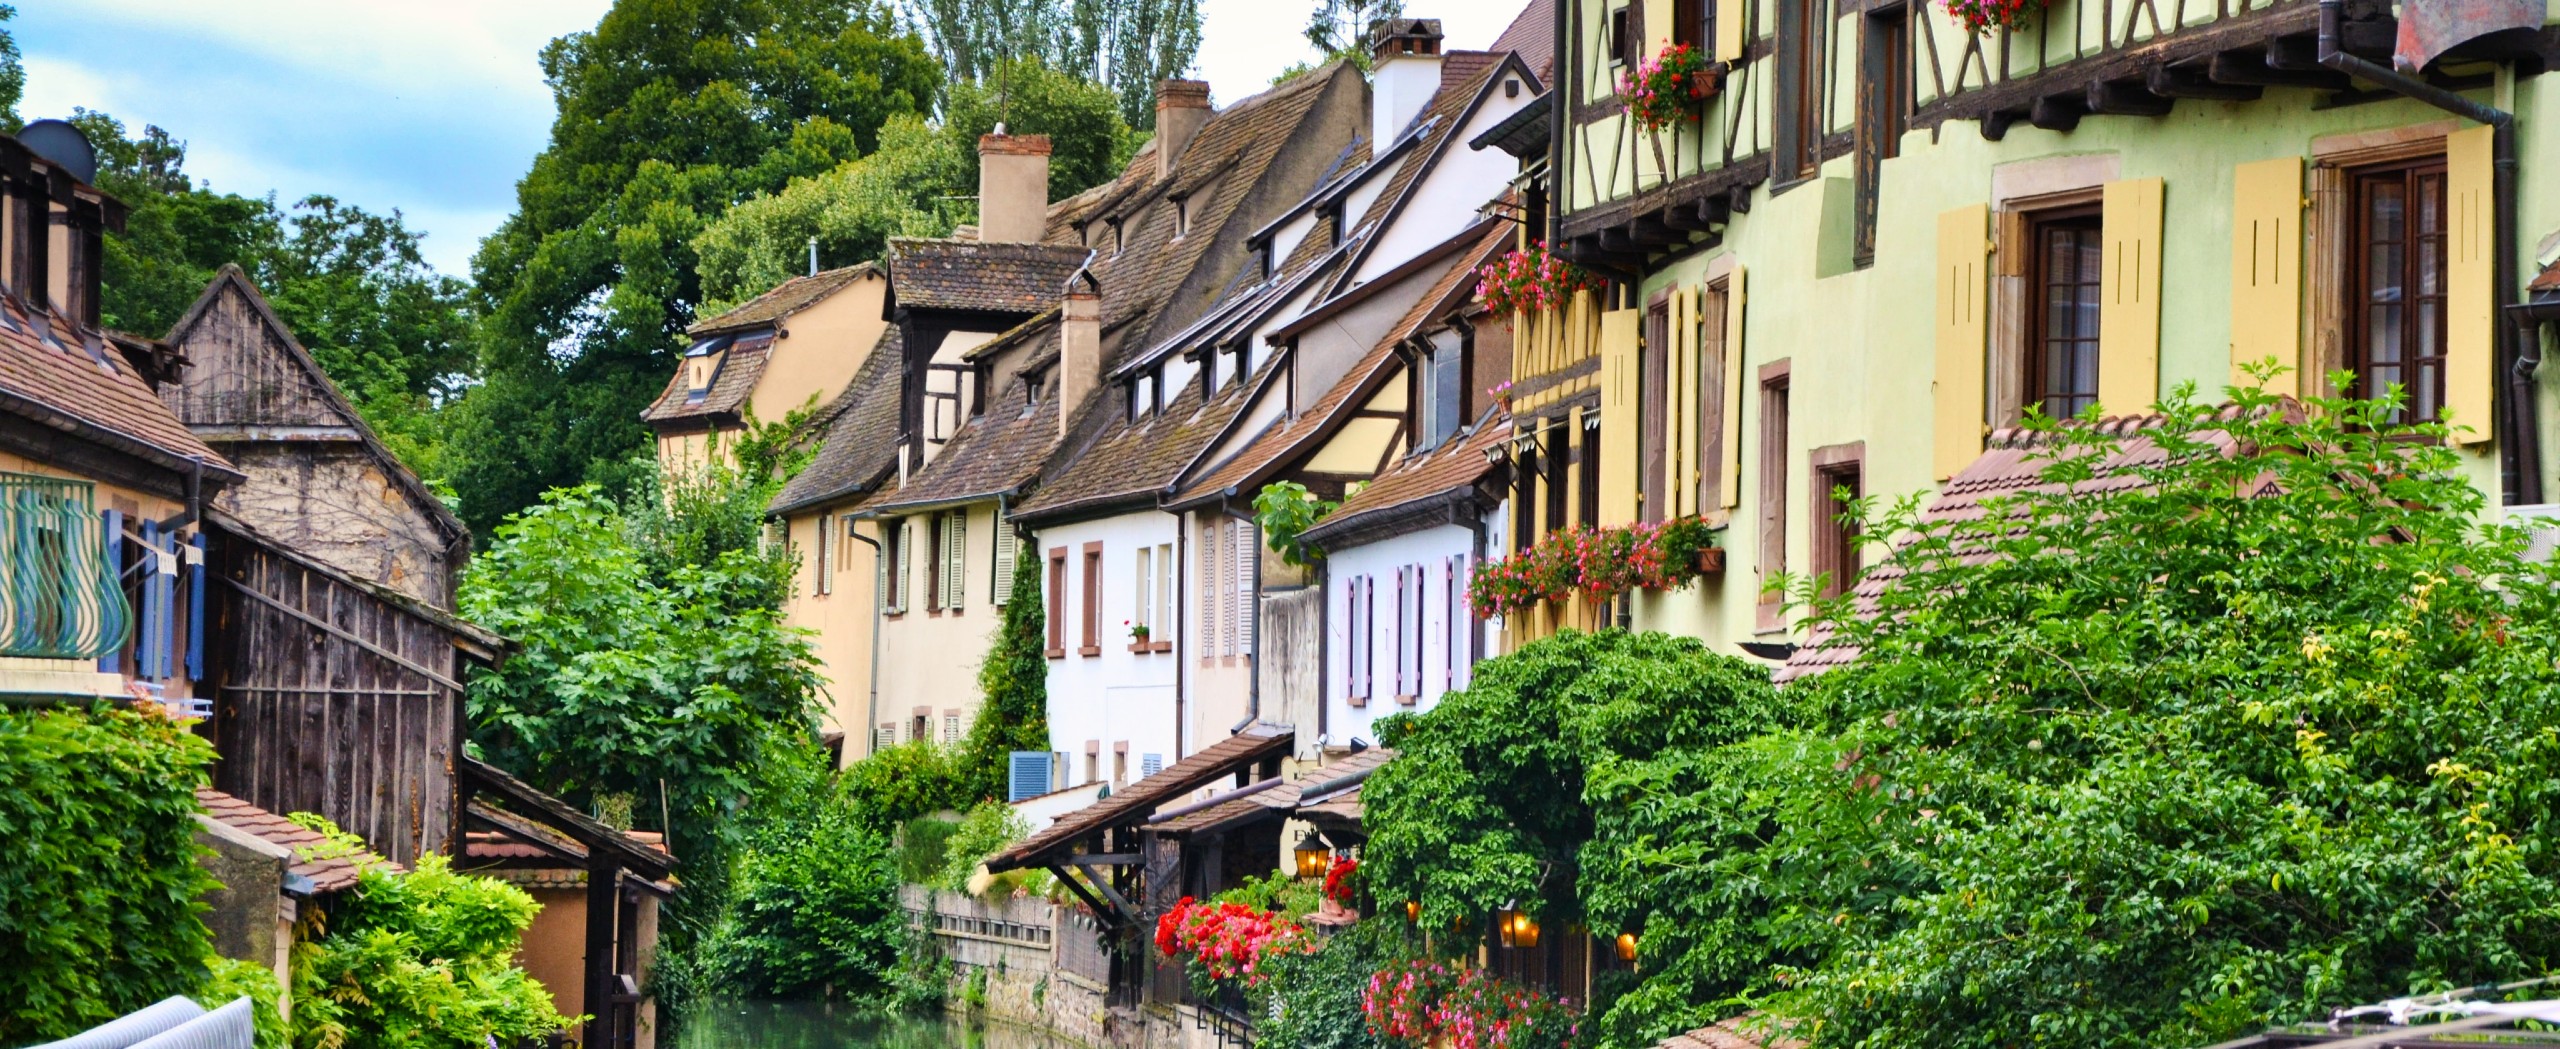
xmin=1615 ymin=932 xmax=1639 ymax=964
xmin=1292 ymin=828 xmax=1332 ymax=879
xmin=1496 ymin=904 xmax=1540 ymax=949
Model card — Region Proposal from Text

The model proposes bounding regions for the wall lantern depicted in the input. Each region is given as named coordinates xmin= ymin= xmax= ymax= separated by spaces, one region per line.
xmin=1405 ymin=900 xmax=1421 ymax=923
xmin=1293 ymin=828 xmax=1332 ymax=879
xmin=1496 ymin=903 xmax=1540 ymax=949
xmin=1615 ymin=932 xmax=1639 ymax=964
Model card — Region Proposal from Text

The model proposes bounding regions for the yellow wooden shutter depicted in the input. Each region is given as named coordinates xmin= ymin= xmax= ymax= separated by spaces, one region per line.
xmin=2099 ymin=177 xmax=2165 ymax=415
xmin=1934 ymin=205 xmax=1990 ymax=480
xmin=1716 ymin=0 xmax=1747 ymax=62
xmin=1668 ymin=287 xmax=1694 ymax=518
xmin=2446 ymin=124 xmax=2495 ymax=445
xmin=1721 ymin=265 xmax=1748 ymax=508
xmin=2229 ymin=157 xmax=2304 ymax=395
xmin=1599 ymin=308 xmax=1642 ymax=527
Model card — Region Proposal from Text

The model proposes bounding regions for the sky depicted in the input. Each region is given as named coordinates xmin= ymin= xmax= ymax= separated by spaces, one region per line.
xmin=18 ymin=1 xmax=1525 ymax=279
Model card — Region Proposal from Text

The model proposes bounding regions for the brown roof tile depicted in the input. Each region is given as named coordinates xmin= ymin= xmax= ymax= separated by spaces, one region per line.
xmin=1304 ymin=413 xmax=1508 ymax=550
xmin=1012 ymin=363 xmax=1257 ymax=520
xmin=1490 ymin=0 xmax=1558 ymax=83
xmin=0 ymin=302 xmax=235 ymax=479
xmin=770 ymin=327 xmax=905 ymax=515
xmin=886 ymin=240 xmax=1094 ymax=315
xmin=873 ymin=318 xmax=1064 ymax=512
xmin=642 ymin=330 xmax=775 ymax=424
xmin=986 ymin=723 xmax=1295 ymax=872
xmin=689 ymin=264 xmax=873 ymax=336
xmin=197 ymin=787 xmax=402 ymax=894
xmin=2532 ymin=256 xmax=2560 ymax=293
xmin=1151 ymin=746 xmax=1395 ymax=835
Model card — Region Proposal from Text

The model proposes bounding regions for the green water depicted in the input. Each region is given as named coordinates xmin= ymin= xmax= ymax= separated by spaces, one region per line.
xmin=672 ymin=1003 xmax=1072 ymax=1049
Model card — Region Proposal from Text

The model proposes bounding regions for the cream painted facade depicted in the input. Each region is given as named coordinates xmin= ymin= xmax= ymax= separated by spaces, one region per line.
xmin=869 ymin=501 xmax=1007 ymax=751
xmin=784 ymin=505 xmax=883 ymax=757
xmin=654 ymin=269 xmax=889 ymax=471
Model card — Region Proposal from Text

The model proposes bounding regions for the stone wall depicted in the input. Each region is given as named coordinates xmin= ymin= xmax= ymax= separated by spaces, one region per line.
xmin=902 ymin=886 xmax=1256 ymax=1049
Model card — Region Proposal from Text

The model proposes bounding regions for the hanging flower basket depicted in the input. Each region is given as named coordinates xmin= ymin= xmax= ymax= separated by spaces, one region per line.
xmin=1620 ymin=42 xmax=1717 ymax=131
xmin=1475 ymin=242 xmax=1603 ymax=320
xmin=1468 ymin=516 xmax=1722 ymax=617
xmin=1945 ymin=0 xmax=2052 ymax=35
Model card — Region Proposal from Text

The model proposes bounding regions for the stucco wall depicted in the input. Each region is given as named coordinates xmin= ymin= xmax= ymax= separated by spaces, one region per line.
xmin=1035 ymin=512 xmax=1182 ymax=781
xmin=781 ymin=505 xmax=882 ymax=763
xmin=874 ymin=501 xmax=1005 ymax=747
xmin=1323 ymin=522 xmax=1483 ymax=747
xmin=749 ymin=272 xmax=891 ymax=426
xmin=209 ymin=443 xmax=457 ymax=607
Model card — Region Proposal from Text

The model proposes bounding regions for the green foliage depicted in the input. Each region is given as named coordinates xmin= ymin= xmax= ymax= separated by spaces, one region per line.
xmin=291 ymin=855 xmax=571 ymax=1048
xmin=0 ymin=706 xmax=218 ymax=1044
xmin=1254 ymin=481 xmax=1338 ymax=567
xmin=935 ymin=800 xmax=1038 ymax=894
xmin=898 ymin=0 xmax=1203 ymax=126
xmin=840 ymin=740 xmax=976 ymax=832
xmin=1215 ymin=870 xmax=1321 ymax=924
xmin=692 ymin=114 xmax=965 ymax=312
xmin=944 ymin=59 xmax=1143 ymax=201
xmin=898 ymin=815 xmax=966 ymax=884
xmin=456 ymin=0 xmax=939 ymax=532
xmin=0 ymin=7 xmax=21 ymax=130
xmin=703 ymin=801 xmax=906 ymax=1001
xmin=1364 ymin=630 xmax=1784 ymax=938
xmin=959 ymin=542 xmax=1051 ymax=800
xmin=1248 ymin=918 xmax=1417 ymax=1049
xmin=1285 ymin=0 xmax=1404 ymax=77
xmin=197 ymin=956 xmax=287 ymax=1049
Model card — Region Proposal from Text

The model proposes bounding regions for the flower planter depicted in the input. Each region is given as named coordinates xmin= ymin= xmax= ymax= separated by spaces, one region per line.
xmin=1697 ymin=547 xmax=1725 ymax=573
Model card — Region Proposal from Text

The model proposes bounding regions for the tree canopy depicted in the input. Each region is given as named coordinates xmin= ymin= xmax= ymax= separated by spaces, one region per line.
xmin=451 ymin=0 xmax=938 ymax=532
xmin=899 ymin=0 xmax=1203 ymax=126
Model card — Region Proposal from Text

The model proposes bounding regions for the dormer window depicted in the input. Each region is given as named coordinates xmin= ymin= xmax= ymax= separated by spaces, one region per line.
xmin=681 ymin=333 xmax=734 ymax=403
xmin=1110 ymin=218 xmax=1125 ymax=256
xmin=1172 ymin=196 xmax=1192 ymax=239
xmin=1323 ymin=201 xmax=1344 ymax=248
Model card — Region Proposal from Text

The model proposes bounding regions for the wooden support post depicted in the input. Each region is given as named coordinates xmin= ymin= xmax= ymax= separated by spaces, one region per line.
xmin=584 ymin=861 xmax=619 ymax=1049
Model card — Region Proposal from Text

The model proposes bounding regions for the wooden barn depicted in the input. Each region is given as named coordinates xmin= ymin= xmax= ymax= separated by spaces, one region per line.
xmin=158 ymin=265 xmax=469 ymax=608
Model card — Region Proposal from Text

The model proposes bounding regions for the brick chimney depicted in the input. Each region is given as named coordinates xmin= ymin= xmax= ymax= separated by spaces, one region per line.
xmin=1059 ymin=269 xmax=1103 ymax=436
xmin=1371 ymin=18 xmax=1445 ymax=147
xmin=1155 ymin=80 xmax=1213 ymax=181
xmin=978 ymin=130 xmax=1053 ymax=244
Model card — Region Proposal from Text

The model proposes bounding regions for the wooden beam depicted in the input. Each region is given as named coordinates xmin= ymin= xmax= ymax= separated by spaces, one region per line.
xmin=1660 ymin=202 xmax=1717 ymax=233
xmin=1598 ymin=227 xmax=1645 ymax=254
xmin=1726 ymin=184 xmax=1752 ymax=215
xmin=2086 ymin=79 xmax=2173 ymax=117
xmin=1048 ymin=863 xmax=1123 ymax=927
xmin=1698 ymin=193 xmax=1732 ymax=227
xmin=584 ymin=859 xmax=619 ymax=1049
xmin=2208 ymin=48 xmax=2349 ymax=89
xmin=2029 ymin=96 xmax=2084 ymax=132
xmin=1628 ymin=215 xmax=1685 ymax=248
xmin=1979 ymin=108 xmax=2021 ymax=141
xmin=1065 ymin=852 xmax=1142 ymax=867
xmin=2146 ymin=64 xmax=2261 ymax=101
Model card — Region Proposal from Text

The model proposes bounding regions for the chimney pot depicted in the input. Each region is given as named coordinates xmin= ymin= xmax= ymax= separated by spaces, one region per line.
xmin=977 ymin=133 xmax=1054 ymax=244
xmin=1154 ymin=80 xmax=1213 ymax=182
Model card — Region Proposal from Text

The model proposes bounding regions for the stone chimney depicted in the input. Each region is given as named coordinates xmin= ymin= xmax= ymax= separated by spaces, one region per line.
xmin=978 ymin=130 xmax=1053 ymax=244
xmin=1370 ymin=18 xmax=1445 ymax=147
xmin=1059 ymin=270 xmax=1103 ymax=436
xmin=1154 ymin=80 xmax=1213 ymax=181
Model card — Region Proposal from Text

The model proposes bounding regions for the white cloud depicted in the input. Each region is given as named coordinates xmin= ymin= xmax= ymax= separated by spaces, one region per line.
xmin=42 ymin=0 xmax=609 ymax=103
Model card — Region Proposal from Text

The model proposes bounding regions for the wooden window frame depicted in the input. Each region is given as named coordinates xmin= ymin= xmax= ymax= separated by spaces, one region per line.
xmin=2343 ymin=157 xmax=2451 ymax=424
xmin=2025 ymin=204 xmax=2106 ymax=421
xmin=884 ymin=519 xmax=909 ymax=617
xmin=1696 ymin=279 xmax=1730 ymax=513
xmin=1046 ymin=547 xmax=1067 ymax=658
xmin=1674 ymin=0 xmax=1710 ymax=51
xmin=2308 ymin=123 xmax=2460 ymax=392
xmin=1756 ymin=360 xmax=1792 ymax=633
xmin=1514 ymin=439 xmax=1541 ymax=551
xmin=1778 ymin=0 xmax=1828 ymax=182
xmin=1853 ymin=4 xmax=1909 ymax=268
xmin=1154 ymin=542 xmax=1175 ymax=652
xmin=1988 ymin=186 xmax=2107 ymax=428
xmin=1080 ymin=542 xmax=1103 ymax=657
xmin=1808 ymin=443 xmax=1864 ymax=600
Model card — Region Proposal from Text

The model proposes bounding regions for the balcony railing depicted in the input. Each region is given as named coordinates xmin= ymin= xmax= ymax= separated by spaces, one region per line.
xmin=0 ymin=473 xmax=128 ymax=660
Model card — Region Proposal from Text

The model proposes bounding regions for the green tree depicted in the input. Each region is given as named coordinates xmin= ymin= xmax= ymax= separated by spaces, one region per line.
xmin=901 ymin=0 xmax=1202 ymax=126
xmin=290 ymin=853 xmax=572 ymax=1048
xmin=704 ymin=801 xmax=906 ymax=1001
xmin=691 ymin=115 xmax=964 ymax=312
xmin=945 ymin=58 xmax=1144 ymax=204
xmin=960 ymin=541 xmax=1051 ymax=800
xmin=456 ymin=0 xmax=938 ymax=532
xmin=0 ymin=6 xmax=22 ymax=131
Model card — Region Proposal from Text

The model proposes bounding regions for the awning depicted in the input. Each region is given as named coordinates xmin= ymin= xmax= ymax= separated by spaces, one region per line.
xmin=984 ymin=723 xmax=1294 ymax=872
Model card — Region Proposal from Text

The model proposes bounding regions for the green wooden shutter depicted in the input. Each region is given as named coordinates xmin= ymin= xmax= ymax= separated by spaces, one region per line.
xmin=993 ymin=501 xmax=1020 ymax=605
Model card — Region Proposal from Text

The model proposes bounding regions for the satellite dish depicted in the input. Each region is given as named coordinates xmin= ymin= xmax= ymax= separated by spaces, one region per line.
xmin=19 ymin=120 xmax=100 ymax=185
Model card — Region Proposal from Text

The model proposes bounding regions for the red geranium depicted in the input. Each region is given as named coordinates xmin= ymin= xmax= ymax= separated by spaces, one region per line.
xmin=1154 ymin=897 xmax=1311 ymax=987
xmin=1945 ymin=0 xmax=2050 ymax=34
xmin=1476 ymin=242 xmax=1602 ymax=320
xmin=1323 ymin=856 xmax=1361 ymax=905
xmin=1620 ymin=42 xmax=1715 ymax=131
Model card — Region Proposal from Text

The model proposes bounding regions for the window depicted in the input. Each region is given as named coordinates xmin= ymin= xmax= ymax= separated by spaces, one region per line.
xmin=1046 ymin=547 xmax=1067 ymax=657
xmin=814 ymin=514 xmax=834 ymax=596
xmin=2348 ymin=159 xmax=2450 ymax=423
xmin=1611 ymin=5 xmax=1639 ymax=68
xmin=1577 ymin=415 xmax=1601 ymax=528
xmin=1401 ymin=564 xmax=1424 ymax=700
xmin=1114 ymin=749 xmax=1128 ymax=787
xmin=912 ymin=714 xmax=930 ymax=744
xmin=1674 ymin=0 xmax=1711 ymax=50
xmin=1417 ymin=331 xmax=1468 ymax=450
xmin=944 ymin=713 xmax=963 ymax=744
xmin=1445 ymin=554 xmax=1470 ymax=690
xmin=925 ymin=512 xmax=945 ymax=612
xmin=841 ymin=517 xmax=860 ymax=572
xmin=1141 ymin=753 xmax=1164 ymax=778
xmin=881 ymin=520 xmax=910 ymax=614
xmin=1086 ymin=749 xmax=1100 ymax=785
xmin=2028 ymin=207 xmax=2105 ymax=419
xmin=940 ymin=511 xmax=968 ymax=612
xmin=1134 ymin=545 xmax=1155 ymax=648
xmin=1854 ymin=6 xmax=1909 ymax=266
xmin=1758 ymin=363 xmax=1791 ymax=630
xmin=1513 ymin=438 xmax=1540 ymax=548
xmin=1545 ymin=419 xmax=1570 ymax=531
xmin=1346 ymin=574 xmax=1373 ymax=703
xmin=1199 ymin=516 xmax=1222 ymax=659
xmin=1080 ymin=543 xmax=1103 ymax=656
xmin=1641 ymin=297 xmax=1672 ymax=522
xmin=1810 ymin=444 xmax=1864 ymax=600
xmin=1173 ymin=196 xmax=1192 ymax=238
xmin=1110 ymin=218 xmax=1125 ymax=256
xmin=1696 ymin=281 xmax=1730 ymax=511
xmin=1780 ymin=0 xmax=1826 ymax=179
xmin=1233 ymin=520 xmax=1257 ymax=653
xmin=1390 ymin=567 xmax=1407 ymax=699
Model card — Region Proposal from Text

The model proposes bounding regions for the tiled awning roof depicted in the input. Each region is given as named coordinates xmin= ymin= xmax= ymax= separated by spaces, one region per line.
xmin=197 ymin=788 xmax=401 ymax=894
xmin=985 ymin=723 xmax=1294 ymax=872
xmin=1150 ymin=747 xmax=1395 ymax=836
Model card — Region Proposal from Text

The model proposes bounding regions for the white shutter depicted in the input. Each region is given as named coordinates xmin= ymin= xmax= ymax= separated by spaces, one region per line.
xmin=1141 ymin=753 xmax=1164 ymax=778
xmin=894 ymin=521 xmax=912 ymax=613
xmin=993 ymin=504 xmax=1020 ymax=605
xmin=1235 ymin=520 xmax=1256 ymax=653
xmin=877 ymin=521 xmax=891 ymax=611
xmin=944 ymin=511 xmax=968 ymax=611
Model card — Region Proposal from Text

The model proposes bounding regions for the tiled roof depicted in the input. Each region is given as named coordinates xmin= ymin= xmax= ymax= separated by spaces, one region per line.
xmin=1655 ymin=1015 xmax=1806 ymax=1049
xmin=197 ymin=788 xmax=402 ymax=894
xmin=1304 ymin=412 xmax=1509 ymax=550
xmin=886 ymin=240 xmax=1094 ymax=315
xmin=0 ymin=300 xmax=236 ymax=479
xmin=871 ymin=317 xmax=1062 ymax=513
xmin=1775 ymin=412 xmax=2227 ymax=683
xmin=1151 ymin=746 xmax=1395 ymax=835
xmin=770 ymin=327 xmax=905 ymax=515
xmin=1491 ymin=0 xmax=1558 ymax=83
xmin=986 ymin=723 xmax=1295 ymax=872
xmin=690 ymin=264 xmax=872 ymax=336
xmin=1011 ymin=360 xmax=1257 ymax=520
xmin=642 ymin=330 xmax=774 ymax=424
xmin=2532 ymin=256 xmax=2560 ymax=292
xmin=1173 ymin=224 xmax=1506 ymax=509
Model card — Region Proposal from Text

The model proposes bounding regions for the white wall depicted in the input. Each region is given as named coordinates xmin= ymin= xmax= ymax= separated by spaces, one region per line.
xmin=1322 ymin=520 xmax=1486 ymax=748
xmin=1034 ymin=510 xmax=1184 ymax=788
xmin=1355 ymin=68 xmax=1539 ymax=285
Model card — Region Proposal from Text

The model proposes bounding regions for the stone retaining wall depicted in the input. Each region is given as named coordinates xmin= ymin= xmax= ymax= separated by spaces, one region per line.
xmin=901 ymin=886 xmax=1255 ymax=1049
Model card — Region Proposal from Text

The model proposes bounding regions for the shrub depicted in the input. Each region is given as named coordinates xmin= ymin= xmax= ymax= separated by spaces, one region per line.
xmin=936 ymin=800 xmax=1037 ymax=895
xmin=710 ymin=801 xmax=904 ymax=1000
xmin=1252 ymin=919 xmax=1414 ymax=1049
xmin=0 ymin=705 xmax=217 ymax=1044
xmin=959 ymin=542 xmax=1051 ymax=801
xmin=198 ymin=956 xmax=287 ymax=1049
xmin=897 ymin=815 xmax=964 ymax=884
xmin=291 ymin=852 xmax=571 ymax=1048
xmin=840 ymin=740 xmax=973 ymax=832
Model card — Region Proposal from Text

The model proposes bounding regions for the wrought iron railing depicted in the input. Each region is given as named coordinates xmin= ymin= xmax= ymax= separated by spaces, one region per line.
xmin=0 ymin=472 xmax=128 ymax=660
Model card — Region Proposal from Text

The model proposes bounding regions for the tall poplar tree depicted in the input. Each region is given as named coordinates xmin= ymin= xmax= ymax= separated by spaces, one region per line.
xmin=900 ymin=0 xmax=1203 ymax=126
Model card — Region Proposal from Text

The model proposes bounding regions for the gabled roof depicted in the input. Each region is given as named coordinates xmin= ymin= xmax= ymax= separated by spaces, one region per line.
xmin=985 ymin=723 xmax=1295 ymax=873
xmin=869 ymin=316 xmax=1063 ymax=514
xmin=197 ymin=787 xmax=402 ymax=894
xmin=1010 ymin=355 xmax=1262 ymax=522
xmin=885 ymin=240 xmax=1095 ymax=315
xmin=689 ymin=263 xmax=873 ymax=336
xmin=1302 ymin=410 xmax=1509 ymax=552
xmin=0 ymin=297 xmax=237 ymax=482
xmin=770 ymin=327 xmax=905 ymax=516
xmin=642 ymin=330 xmax=775 ymax=425
xmin=161 ymin=266 xmax=459 ymax=545
xmin=1171 ymin=223 xmax=1508 ymax=511
xmin=1490 ymin=0 xmax=1558 ymax=83
xmin=1317 ymin=53 xmax=1535 ymax=301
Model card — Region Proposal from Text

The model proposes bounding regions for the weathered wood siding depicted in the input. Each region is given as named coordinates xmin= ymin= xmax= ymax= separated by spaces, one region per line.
xmin=207 ymin=527 xmax=462 ymax=865
xmin=163 ymin=282 xmax=343 ymax=429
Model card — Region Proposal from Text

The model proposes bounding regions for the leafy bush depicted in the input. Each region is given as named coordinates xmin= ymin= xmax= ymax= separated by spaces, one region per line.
xmin=291 ymin=853 xmax=571 ymax=1048
xmin=198 ymin=956 xmax=287 ymax=1049
xmin=1215 ymin=870 xmax=1320 ymax=923
xmin=1254 ymin=481 xmax=1338 ymax=567
xmin=708 ymin=800 xmax=905 ymax=1001
xmin=936 ymin=800 xmax=1036 ymax=895
xmin=0 ymin=705 xmax=217 ymax=1044
xmin=897 ymin=815 xmax=964 ymax=884
xmin=1250 ymin=918 xmax=1416 ymax=1049
xmin=840 ymin=740 xmax=974 ymax=832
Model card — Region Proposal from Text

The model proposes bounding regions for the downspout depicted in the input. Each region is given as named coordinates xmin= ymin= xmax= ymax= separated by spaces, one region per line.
xmin=845 ymin=521 xmax=884 ymax=760
xmin=2318 ymin=0 xmax=2541 ymax=503
xmin=1546 ymin=0 xmax=1568 ymax=250
xmin=155 ymin=457 xmax=204 ymax=533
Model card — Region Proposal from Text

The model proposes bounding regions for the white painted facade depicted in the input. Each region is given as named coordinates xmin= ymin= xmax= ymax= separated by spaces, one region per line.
xmin=1321 ymin=512 xmax=1503 ymax=748
xmin=1034 ymin=511 xmax=1184 ymax=788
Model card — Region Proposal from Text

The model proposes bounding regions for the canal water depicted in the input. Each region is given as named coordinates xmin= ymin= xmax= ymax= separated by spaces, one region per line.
xmin=673 ymin=1002 xmax=1075 ymax=1049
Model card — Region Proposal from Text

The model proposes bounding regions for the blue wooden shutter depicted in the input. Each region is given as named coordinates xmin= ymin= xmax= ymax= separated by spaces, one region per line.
xmin=185 ymin=532 xmax=206 ymax=681
xmin=1009 ymin=751 xmax=1053 ymax=802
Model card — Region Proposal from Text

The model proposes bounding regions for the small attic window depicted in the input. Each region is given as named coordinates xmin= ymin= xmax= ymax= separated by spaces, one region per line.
xmin=1172 ymin=196 xmax=1192 ymax=239
xmin=683 ymin=334 xmax=734 ymax=402
xmin=1110 ymin=218 xmax=1125 ymax=256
